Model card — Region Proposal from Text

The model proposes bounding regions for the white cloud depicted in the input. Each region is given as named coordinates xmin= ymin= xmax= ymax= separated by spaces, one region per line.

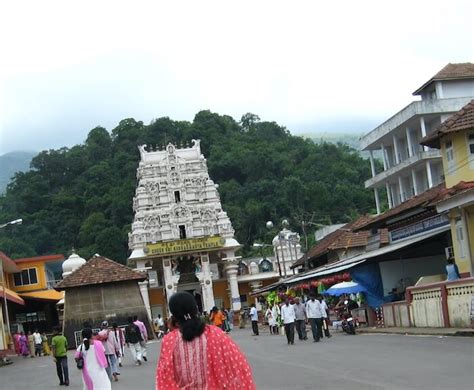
xmin=0 ymin=0 xmax=472 ymax=153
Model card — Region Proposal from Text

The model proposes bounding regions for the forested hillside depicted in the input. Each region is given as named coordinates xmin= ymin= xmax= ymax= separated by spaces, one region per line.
xmin=0 ymin=111 xmax=376 ymax=262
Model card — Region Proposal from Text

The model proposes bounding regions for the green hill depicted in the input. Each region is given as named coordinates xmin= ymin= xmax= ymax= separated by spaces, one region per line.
xmin=0 ymin=112 xmax=376 ymax=261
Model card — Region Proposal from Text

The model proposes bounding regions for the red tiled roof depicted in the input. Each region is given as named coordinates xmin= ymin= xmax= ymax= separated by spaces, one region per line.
xmin=291 ymin=215 xmax=373 ymax=268
xmin=421 ymin=100 xmax=474 ymax=148
xmin=354 ymin=184 xmax=445 ymax=231
xmin=413 ymin=63 xmax=474 ymax=95
xmin=55 ymin=255 xmax=146 ymax=290
xmin=328 ymin=231 xmax=371 ymax=250
xmin=14 ymin=254 xmax=64 ymax=264
xmin=434 ymin=181 xmax=474 ymax=204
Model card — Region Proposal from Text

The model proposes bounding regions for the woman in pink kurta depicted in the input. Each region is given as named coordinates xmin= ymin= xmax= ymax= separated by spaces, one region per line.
xmin=156 ymin=292 xmax=256 ymax=390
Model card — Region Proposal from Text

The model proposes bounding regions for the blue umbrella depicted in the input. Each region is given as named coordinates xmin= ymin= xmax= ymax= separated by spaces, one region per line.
xmin=325 ymin=281 xmax=366 ymax=296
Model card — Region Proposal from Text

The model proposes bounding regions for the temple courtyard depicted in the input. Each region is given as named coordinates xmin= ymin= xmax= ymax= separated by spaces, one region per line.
xmin=1 ymin=328 xmax=472 ymax=390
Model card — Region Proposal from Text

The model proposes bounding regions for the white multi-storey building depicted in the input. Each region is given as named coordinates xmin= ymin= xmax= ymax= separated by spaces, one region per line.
xmin=361 ymin=63 xmax=474 ymax=213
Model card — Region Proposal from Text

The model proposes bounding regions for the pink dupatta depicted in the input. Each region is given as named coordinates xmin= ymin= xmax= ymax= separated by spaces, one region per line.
xmin=75 ymin=340 xmax=108 ymax=390
xmin=156 ymin=325 xmax=255 ymax=390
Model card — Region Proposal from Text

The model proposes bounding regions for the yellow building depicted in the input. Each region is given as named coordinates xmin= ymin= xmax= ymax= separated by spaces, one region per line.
xmin=6 ymin=254 xmax=64 ymax=333
xmin=0 ymin=252 xmax=24 ymax=351
xmin=422 ymin=100 xmax=474 ymax=276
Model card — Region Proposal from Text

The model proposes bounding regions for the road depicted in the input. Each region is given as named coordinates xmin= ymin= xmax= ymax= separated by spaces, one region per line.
xmin=1 ymin=328 xmax=473 ymax=389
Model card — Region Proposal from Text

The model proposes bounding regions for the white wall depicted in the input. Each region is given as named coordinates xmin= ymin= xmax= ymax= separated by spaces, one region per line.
xmin=441 ymin=80 xmax=474 ymax=99
xmin=379 ymin=255 xmax=446 ymax=295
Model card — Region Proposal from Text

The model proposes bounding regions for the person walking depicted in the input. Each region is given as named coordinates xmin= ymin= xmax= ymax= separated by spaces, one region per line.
xmin=156 ymin=292 xmax=256 ymax=389
xmin=98 ymin=321 xmax=121 ymax=381
xmin=19 ymin=332 xmax=29 ymax=357
xmin=265 ymin=306 xmax=275 ymax=334
xmin=318 ymin=295 xmax=332 ymax=338
xmin=33 ymin=329 xmax=43 ymax=356
xmin=51 ymin=326 xmax=69 ymax=386
xmin=125 ymin=316 xmax=143 ymax=366
xmin=271 ymin=303 xmax=281 ymax=335
xmin=306 ymin=295 xmax=324 ymax=342
xmin=42 ymin=332 xmax=51 ymax=356
xmin=13 ymin=331 xmax=21 ymax=356
xmin=75 ymin=328 xmax=111 ymax=390
xmin=280 ymin=299 xmax=296 ymax=345
xmin=209 ymin=306 xmax=225 ymax=330
xmin=133 ymin=316 xmax=148 ymax=362
xmin=111 ymin=323 xmax=125 ymax=368
xmin=293 ymin=297 xmax=307 ymax=341
xmin=28 ymin=331 xmax=35 ymax=357
xmin=249 ymin=304 xmax=259 ymax=336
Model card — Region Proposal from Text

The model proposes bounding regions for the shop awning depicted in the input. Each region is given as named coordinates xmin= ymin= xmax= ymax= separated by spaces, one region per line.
xmin=287 ymin=225 xmax=451 ymax=285
xmin=19 ymin=290 xmax=64 ymax=301
xmin=0 ymin=287 xmax=25 ymax=305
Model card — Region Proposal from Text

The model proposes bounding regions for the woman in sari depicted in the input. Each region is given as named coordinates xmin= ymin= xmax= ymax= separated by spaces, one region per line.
xmin=19 ymin=332 xmax=30 ymax=357
xmin=27 ymin=331 xmax=35 ymax=357
xmin=75 ymin=328 xmax=111 ymax=390
xmin=156 ymin=292 xmax=255 ymax=390
xmin=13 ymin=331 xmax=21 ymax=355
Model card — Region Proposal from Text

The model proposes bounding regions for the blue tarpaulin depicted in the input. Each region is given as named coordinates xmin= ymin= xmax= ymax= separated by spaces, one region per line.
xmin=349 ymin=262 xmax=386 ymax=308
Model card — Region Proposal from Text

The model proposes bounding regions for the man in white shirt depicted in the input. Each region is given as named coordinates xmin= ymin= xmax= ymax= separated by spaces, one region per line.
xmin=33 ymin=330 xmax=43 ymax=356
xmin=305 ymin=295 xmax=324 ymax=342
xmin=318 ymin=295 xmax=331 ymax=338
xmin=280 ymin=300 xmax=296 ymax=345
xmin=249 ymin=304 xmax=259 ymax=336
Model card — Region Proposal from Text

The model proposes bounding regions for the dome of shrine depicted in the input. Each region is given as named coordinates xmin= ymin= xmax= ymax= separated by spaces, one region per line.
xmin=62 ymin=251 xmax=86 ymax=277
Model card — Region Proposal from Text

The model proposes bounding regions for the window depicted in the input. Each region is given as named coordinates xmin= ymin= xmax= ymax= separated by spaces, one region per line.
xmin=13 ymin=268 xmax=38 ymax=286
xmin=174 ymin=191 xmax=181 ymax=203
xmin=179 ymin=225 xmax=186 ymax=239
xmin=468 ymin=134 xmax=474 ymax=155
xmin=445 ymin=140 xmax=454 ymax=162
xmin=455 ymin=218 xmax=467 ymax=258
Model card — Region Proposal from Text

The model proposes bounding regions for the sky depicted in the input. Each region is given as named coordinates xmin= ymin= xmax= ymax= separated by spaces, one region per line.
xmin=0 ymin=0 xmax=473 ymax=155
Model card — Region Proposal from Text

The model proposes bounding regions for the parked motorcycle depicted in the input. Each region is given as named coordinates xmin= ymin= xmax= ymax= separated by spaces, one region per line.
xmin=340 ymin=300 xmax=356 ymax=335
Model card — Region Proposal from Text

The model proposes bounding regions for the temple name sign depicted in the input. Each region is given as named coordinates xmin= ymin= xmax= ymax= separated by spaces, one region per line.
xmin=145 ymin=236 xmax=225 ymax=255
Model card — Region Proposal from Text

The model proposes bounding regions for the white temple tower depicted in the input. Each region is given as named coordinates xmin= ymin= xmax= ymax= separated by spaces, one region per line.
xmin=128 ymin=140 xmax=242 ymax=317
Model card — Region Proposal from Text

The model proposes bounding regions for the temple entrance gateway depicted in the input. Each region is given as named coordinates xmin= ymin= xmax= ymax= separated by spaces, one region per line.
xmin=128 ymin=141 xmax=242 ymax=318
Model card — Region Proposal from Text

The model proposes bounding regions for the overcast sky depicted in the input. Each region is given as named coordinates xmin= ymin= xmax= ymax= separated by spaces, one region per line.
xmin=0 ymin=0 xmax=472 ymax=155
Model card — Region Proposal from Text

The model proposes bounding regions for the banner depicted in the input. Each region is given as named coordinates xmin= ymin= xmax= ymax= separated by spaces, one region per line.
xmin=145 ymin=236 xmax=225 ymax=255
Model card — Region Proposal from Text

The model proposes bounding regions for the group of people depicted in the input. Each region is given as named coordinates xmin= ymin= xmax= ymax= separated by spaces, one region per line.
xmin=73 ymin=315 xmax=150 ymax=389
xmin=13 ymin=329 xmax=51 ymax=358
xmin=265 ymin=295 xmax=332 ymax=345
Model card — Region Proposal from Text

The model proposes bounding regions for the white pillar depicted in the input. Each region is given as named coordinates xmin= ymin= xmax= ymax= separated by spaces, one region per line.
xmin=369 ymin=151 xmax=376 ymax=177
xmin=381 ymin=144 xmax=388 ymax=170
xmin=411 ymin=169 xmax=419 ymax=196
xmin=225 ymin=263 xmax=241 ymax=311
xmin=138 ymin=281 xmax=152 ymax=321
xmin=199 ymin=253 xmax=215 ymax=313
xmin=386 ymin=183 xmax=393 ymax=209
xmin=420 ymin=117 xmax=428 ymax=151
xmin=162 ymin=257 xmax=178 ymax=303
xmin=398 ymin=176 xmax=405 ymax=203
xmin=374 ymin=188 xmax=381 ymax=214
xmin=426 ymin=160 xmax=434 ymax=188
xmin=393 ymin=135 xmax=400 ymax=164
xmin=406 ymin=128 xmax=414 ymax=157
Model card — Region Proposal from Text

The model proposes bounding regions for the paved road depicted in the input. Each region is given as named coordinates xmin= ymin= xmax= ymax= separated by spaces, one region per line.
xmin=1 ymin=328 xmax=473 ymax=389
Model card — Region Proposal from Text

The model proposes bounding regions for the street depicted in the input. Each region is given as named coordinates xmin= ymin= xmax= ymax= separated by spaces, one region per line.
xmin=1 ymin=328 xmax=473 ymax=390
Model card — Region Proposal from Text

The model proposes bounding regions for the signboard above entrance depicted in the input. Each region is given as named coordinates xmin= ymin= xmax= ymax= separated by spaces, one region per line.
xmin=145 ymin=236 xmax=225 ymax=256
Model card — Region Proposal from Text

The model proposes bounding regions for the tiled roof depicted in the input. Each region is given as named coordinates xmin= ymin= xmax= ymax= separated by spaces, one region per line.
xmin=434 ymin=181 xmax=474 ymax=204
xmin=328 ymin=231 xmax=371 ymax=250
xmin=14 ymin=254 xmax=65 ymax=264
xmin=292 ymin=215 xmax=373 ymax=268
xmin=0 ymin=251 xmax=20 ymax=273
xmin=55 ymin=255 xmax=146 ymax=290
xmin=413 ymin=63 xmax=474 ymax=95
xmin=354 ymin=184 xmax=445 ymax=231
xmin=421 ymin=100 xmax=474 ymax=148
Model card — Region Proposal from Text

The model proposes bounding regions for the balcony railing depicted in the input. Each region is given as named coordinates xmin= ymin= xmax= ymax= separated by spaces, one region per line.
xmin=365 ymin=149 xmax=441 ymax=188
